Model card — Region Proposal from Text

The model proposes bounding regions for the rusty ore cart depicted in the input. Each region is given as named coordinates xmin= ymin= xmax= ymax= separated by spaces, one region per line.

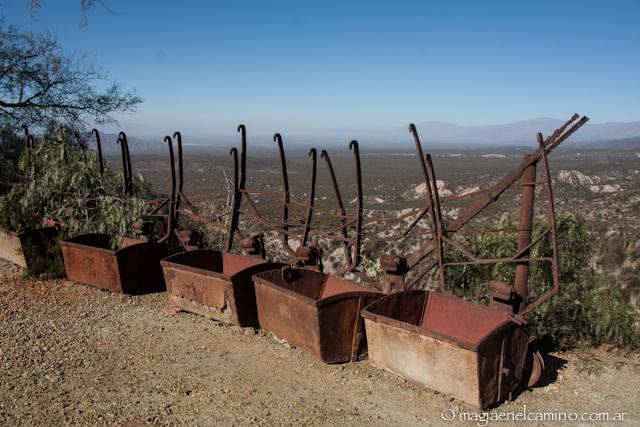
xmin=362 ymin=115 xmax=588 ymax=408
xmin=254 ymin=267 xmax=382 ymax=363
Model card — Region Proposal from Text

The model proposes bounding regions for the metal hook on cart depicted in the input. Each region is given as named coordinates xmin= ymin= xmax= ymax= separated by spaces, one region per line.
xmin=118 ymin=131 xmax=133 ymax=196
xmin=226 ymin=147 xmax=240 ymax=252
xmin=274 ymin=133 xmax=294 ymax=256
xmin=301 ymin=148 xmax=317 ymax=248
xmin=320 ymin=149 xmax=351 ymax=264
xmin=349 ymin=140 xmax=363 ymax=270
xmin=158 ymin=135 xmax=177 ymax=243
xmin=91 ymin=129 xmax=104 ymax=175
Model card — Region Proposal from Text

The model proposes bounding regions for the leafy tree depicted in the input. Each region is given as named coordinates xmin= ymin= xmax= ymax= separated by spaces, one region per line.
xmin=0 ymin=19 xmax=141 ymax=131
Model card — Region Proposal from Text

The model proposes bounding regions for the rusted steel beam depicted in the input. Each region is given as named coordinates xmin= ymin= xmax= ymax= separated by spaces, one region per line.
xmin=514 ymin=158 xmax=537 ymax=312
xmin=91 ymin=129 xmax=104 ymax=175
xmin=520 ymin=133 xmax=560 ymax=316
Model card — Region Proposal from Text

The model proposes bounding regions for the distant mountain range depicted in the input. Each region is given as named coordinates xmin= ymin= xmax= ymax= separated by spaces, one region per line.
xmin=91 ymin=118 xmax=640 ymax=152
xmin=404 ymin=118 xmax=640 ymax=146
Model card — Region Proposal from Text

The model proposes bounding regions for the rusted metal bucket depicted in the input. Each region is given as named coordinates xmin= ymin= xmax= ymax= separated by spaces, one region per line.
xmin=0 ymin=226 xmax=63 ymax=273
xmin=253 ymin=268 xmax=383 ymax=363
xmin=161 ymin=249 xmax=284 ymax=327
xmin=361 ymin=290 xmax=530 ymax=409
xmin=60 ymin=233 xmax=167 ymax=294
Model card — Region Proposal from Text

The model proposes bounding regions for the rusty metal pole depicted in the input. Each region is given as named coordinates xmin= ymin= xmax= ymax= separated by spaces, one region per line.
xmin=173 ymin=131 xmax=184 ymax=224
xmin=158 ymin=136 xmax=177 ymax=243
xmin=91 ymin=129 xmax=104 ymax=175
xmin=116 ymin=136 xmax=129 ymax=197
xmin=301 ymin=148 xmax=317 ymax=247
xmin=226 ymin=147 xmax=240 ymax=252
xmin=274 ymin=133 xmax=293 ymax=256
xmin=350 ymin=140 xmax=363 ymax=269
xmin=321 ymin=149 xmax=350 ymax=262
xmin=119 ymin=132 xmax=133 ymax=196
xmin=514 ymin=155 xmax=537 ymax=313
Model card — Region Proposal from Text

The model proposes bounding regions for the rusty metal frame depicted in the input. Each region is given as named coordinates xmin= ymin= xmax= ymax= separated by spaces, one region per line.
xmin=393 ymin=115 xmax=587 ymax=293
xmin=222 ymin=126 xmax=366 ymax=272
xmin=375 ymin=115 xmax=587 ymax=318
xmin=233 ymin=127 xmax=321 ymax=264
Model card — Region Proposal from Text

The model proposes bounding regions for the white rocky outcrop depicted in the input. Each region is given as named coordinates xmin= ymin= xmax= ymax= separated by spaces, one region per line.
xmin=557 ymin=170 xmax=595 ymax=186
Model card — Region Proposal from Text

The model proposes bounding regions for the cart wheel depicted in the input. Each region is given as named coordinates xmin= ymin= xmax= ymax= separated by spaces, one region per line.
xmin=527 ymin=350 xmax=545 ymax=387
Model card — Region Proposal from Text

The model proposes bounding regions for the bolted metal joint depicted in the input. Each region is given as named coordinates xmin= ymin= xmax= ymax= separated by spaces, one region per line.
xmin=488 ymin=280 xmax=521 ymax=312
xmin=293 ymin=245 xmax=322 ymax=270
xmin=240 ymin=234 xmax=266 ymax=258
xmin=379 ymin=254 xmax=407 ymax=293
xmin=132 ymin=220 xmax=155 ymax=241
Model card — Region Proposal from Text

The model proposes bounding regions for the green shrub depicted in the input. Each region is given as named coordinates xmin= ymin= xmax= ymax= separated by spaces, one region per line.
xmin=0 ymin=125 xmax=153 ymax=274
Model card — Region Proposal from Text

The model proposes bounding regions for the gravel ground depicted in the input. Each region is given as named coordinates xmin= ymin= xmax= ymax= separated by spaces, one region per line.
xmin=1 ymin=259 xmax=639 ymax=426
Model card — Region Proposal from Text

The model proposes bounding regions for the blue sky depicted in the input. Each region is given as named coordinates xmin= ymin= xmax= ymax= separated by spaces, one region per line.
xmin=3 ymin=0 xmax=640 ymax=138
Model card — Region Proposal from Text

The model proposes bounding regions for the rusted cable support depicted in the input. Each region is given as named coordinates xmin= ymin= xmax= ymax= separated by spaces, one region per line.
xmin=443 ymin=257 xmax=553 ymax=267
xmin=178 ymin=208 xmax=230 ymax=227
xmin=440 ymin=234 xmax=478 ymax=262
xmin=363 ymin=208 xmax=425 ymax=223
xmin=150 ymin=198 xmax=170 ymax=214
xmin=179 ymin=193 xmax=230 ymax=202
xmin=520 ymin=133 xmax=560 ymax=316
xmin=240 ymin=189 xmax=284 ymax=198
xmin=91 ymin=129 xmax=104 ymax=175
xmin=512 ymin=227 xmax=551 ymax=260
xmin=398 ymin=208 xmax=435 ymax=238
xmin=320 ymin=218 xmax=358 ymax=237
xmin=307 ymin=229 xmax=356 ymax=243
xmin=284 ymin=202 xmax=351 ymax=219
xmin=440 ymin=186 xmax=493 ymax=202
xmin=366 ymin=233 xmax=428 ymax=242
xmin=240 ymin=207 xmax=304 ymax=240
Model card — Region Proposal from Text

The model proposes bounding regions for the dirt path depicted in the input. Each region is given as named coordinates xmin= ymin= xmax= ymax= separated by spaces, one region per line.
xmin=1 ymin=260 xmax=638 ymax=426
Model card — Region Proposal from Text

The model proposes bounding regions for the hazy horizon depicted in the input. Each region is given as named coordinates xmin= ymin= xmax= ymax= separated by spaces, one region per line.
xmin=4 ymin=0 xmax=640 ymax=137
